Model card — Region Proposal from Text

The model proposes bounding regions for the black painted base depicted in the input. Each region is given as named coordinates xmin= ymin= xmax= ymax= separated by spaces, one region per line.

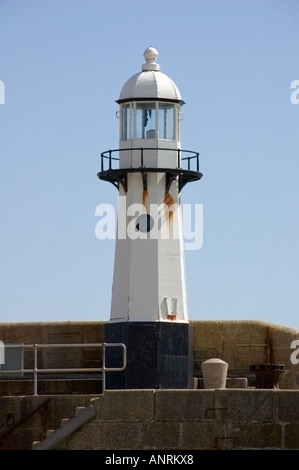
xmin=104 ymin=322 xmax=193 ymax=390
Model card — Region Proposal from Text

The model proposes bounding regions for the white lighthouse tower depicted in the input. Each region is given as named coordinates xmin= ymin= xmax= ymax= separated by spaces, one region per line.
xmin=98 ymin=47 xmax=202 ymax=389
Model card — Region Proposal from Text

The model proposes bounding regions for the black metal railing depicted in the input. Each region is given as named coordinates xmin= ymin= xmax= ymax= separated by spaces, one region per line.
xmin=100 ymin=148 xmax=200 ymax=173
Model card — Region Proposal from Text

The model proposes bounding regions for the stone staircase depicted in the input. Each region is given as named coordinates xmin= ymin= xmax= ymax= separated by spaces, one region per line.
xmin=0 ymin=394 xmax=100 ymax=450
xmin=32 ymin=403 xmax=97 ymax=450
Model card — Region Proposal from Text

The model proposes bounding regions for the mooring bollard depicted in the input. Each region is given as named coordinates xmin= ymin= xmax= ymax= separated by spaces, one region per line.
xmin=201 ymin=358 xmax=228 ymax=389
xmin=249 ymin=364 xmax=285 ymax=389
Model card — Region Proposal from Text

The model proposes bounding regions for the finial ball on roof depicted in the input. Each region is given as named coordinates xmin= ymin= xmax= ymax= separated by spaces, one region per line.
xmin=144 ymin=46 xmax=158 ymax=62
xmin=142 ymin=46 xmax=159 ymax=72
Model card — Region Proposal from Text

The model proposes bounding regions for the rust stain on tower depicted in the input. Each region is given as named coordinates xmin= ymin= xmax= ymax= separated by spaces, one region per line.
xmin=164 ymin=190 xmax=175 ymax=226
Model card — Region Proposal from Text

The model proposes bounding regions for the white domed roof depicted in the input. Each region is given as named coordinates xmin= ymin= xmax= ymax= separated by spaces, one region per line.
xmin=117 ymin=47 xmax=184 ymax=104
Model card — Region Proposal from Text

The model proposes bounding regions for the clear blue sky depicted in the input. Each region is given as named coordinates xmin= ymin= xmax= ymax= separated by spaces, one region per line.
xmin=0 ymin=0 xmax=298 ymax=330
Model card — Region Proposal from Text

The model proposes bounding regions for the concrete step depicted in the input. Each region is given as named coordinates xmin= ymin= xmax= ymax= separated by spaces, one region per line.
xmin=61 ymin=418 xmax=70 ymax=426
xmin=32 ymin=440 xmax=41 ymax=449
xmin=75 ymin=406 xmax=87 ymax=415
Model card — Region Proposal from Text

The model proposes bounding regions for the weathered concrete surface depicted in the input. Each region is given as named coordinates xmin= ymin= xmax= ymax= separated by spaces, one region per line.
xmin=1 ymin=389 xmax=296 ymax=450
xmin=0 ymin=321 xmax=104 ymax=373
xmin=40 ymin=390 xmax=299 ymax=450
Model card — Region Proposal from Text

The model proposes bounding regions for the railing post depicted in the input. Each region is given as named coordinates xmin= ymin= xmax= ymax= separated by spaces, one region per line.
xmin=102 ymin=343 xmax=106 ymax=393
xmin=177 ymin=149 xmax=181 ymax=168
xmin=140 ymin=148 xmax=144 ymax=167
xmin=109 ymin=150 xmax=112 ymax=169
xmin=34 ymin=344 xmax=38 ymax=396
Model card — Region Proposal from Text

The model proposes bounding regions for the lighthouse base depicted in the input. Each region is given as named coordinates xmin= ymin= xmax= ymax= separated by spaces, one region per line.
xmin=104 ymin=322 xmax=193 ymax=390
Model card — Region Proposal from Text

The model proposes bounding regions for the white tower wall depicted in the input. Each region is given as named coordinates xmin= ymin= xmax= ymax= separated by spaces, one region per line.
xmin=110 ymin=170 xmax=188 ymax=322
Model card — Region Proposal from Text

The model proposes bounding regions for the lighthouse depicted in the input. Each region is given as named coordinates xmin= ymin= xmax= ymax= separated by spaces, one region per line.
xmin=98 ymin=47 xmax=202 ymax=389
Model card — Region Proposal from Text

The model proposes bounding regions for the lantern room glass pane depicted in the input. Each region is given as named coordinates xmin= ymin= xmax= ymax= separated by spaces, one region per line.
xmin=136 ymin=103 xmax=156 ymax=139
xmin=158 ymin=103 xmax=175 ymax=140
xmin=122 ymin=104 xmax=131 ymax=141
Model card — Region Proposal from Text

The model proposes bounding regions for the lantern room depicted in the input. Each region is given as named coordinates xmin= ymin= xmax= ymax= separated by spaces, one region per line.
xmin=117 ymin=46 xmax=184 ymax=150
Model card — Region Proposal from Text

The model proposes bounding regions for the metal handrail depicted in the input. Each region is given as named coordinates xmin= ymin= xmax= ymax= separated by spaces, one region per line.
xmin=1 ymin=343 xmax=126 ymax=395
xmin=100 ymin=147 xmax=200 ymax=173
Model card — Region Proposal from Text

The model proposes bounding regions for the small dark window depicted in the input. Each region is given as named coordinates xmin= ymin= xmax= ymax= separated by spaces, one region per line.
xmin=136 ymin=214 xmax=154 ymax=233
